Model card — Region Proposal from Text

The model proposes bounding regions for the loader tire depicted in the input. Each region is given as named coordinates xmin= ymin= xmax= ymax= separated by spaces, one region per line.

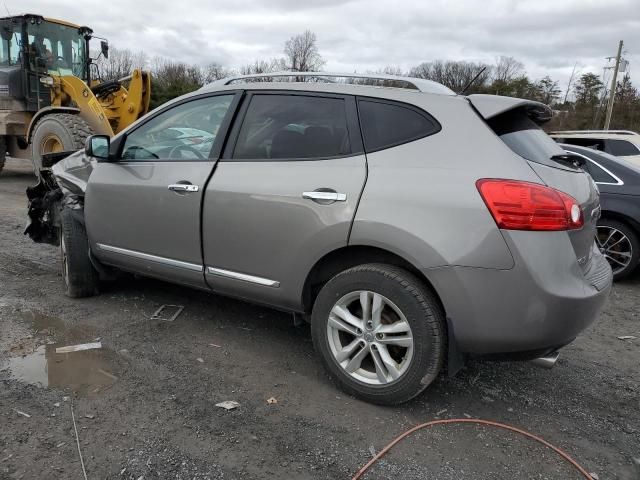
xmin=0 ymin=136 xmax=5 ymax=175
xmin=60 ymin=208 xmax=99 ymax=298
xmin=31 ymin=114 xmax=94 ymax=171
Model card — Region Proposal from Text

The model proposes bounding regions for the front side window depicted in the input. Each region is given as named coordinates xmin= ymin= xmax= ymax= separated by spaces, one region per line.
xmin=233 ymin=94 xmax=351 ymax=160
xmin=121 ymin=95 xmax=234 ymax=161
xmin=605 ymin=139 xmax=640 ymax=156
xmin=357 ymin=99 xmax=440 ymax=153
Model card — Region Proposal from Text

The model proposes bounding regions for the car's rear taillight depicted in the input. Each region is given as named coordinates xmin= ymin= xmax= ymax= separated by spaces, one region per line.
xmin=476 ymin=179 xmax=584 ymax=231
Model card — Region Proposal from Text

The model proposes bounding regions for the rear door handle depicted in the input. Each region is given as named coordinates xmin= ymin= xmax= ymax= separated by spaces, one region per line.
xmin=303 ymin=191 xmax=347 ymax=202
xmin=168 ymin=184 xmax=199 ymax=193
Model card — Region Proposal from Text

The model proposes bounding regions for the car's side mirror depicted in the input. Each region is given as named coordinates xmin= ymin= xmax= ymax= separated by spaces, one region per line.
xmin=101 ymin=40 xmax=109 ymax=59
xmin=85 ymin=135 xmax=111 ymax=161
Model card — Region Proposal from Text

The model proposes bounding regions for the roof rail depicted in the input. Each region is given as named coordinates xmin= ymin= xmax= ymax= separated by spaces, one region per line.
xmin=204 ymin=71 xmax=456 ymax=95
xmin=551 ymin=129 xmax=639 ymax=136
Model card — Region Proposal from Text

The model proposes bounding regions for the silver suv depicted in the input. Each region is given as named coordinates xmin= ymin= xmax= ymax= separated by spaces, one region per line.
xmin=29 ymin=72 xmax=612 ymax=405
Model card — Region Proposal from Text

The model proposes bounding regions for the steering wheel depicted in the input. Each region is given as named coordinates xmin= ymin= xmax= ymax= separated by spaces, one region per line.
xmin=168 ymin=144 xmax=205 ymax=160
xmin=55 ymin=56 xmax=69 ymax=68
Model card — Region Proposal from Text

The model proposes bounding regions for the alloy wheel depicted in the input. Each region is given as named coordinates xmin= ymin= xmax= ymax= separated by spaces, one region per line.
xmin=596 ymin=225 xmax=633 ymax=275
xmin=326 ymin=290 xmax=414 ymax=385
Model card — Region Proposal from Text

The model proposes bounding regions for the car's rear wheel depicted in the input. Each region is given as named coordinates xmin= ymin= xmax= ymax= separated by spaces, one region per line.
xmin=60 ymin=208 xmax=99 ymax=298
xmin=311 ymin=264 xmax=446 ymax=405
xmin=596 ymin=219 xmax=639 ymax=281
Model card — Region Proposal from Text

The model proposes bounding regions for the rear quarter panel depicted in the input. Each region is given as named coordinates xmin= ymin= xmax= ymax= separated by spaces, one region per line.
xmin=350 ymin=94 xmax=540 ymax=270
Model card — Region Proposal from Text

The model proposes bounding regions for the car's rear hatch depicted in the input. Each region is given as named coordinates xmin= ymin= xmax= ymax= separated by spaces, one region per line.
xmin=468 ymin=95 xmax=602 ymax=280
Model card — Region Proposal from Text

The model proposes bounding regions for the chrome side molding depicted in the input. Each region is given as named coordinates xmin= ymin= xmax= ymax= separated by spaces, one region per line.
xmin=206 ymin=266 xmax=280 ymax=287
xmin=95 ymin=244 xmax=280 ymax=287
xmin=96 ymin=244 xmax=203 ymax=272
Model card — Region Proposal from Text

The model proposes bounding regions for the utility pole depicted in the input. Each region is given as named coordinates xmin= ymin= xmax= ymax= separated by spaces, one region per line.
xmin=604 ymin=40 xmax=624 ymax=130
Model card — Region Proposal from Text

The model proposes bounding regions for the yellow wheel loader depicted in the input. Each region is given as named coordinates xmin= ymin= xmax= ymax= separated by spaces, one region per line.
xmin=0 ymin=13 xmax=151 ymax=174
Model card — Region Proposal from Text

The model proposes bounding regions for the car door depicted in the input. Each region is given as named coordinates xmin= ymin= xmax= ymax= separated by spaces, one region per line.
xmin=85 ymin=92 xmax=240 ymax=288
xmin=202 ymin=91 xmax=367 ymax=309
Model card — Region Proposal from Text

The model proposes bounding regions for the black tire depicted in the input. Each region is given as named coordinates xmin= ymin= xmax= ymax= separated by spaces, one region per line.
xmin=597 ymin=218 xmax=640 ymax=281
xmin=311 ymin=264 xmax=446 ymax=405
xmin=0 ymin=136 xmax=6 ymax=175
xmin=31 ymin=114 xmax=93 ymax=171
xmin=60 ymin=208 xmax=99 ymax=298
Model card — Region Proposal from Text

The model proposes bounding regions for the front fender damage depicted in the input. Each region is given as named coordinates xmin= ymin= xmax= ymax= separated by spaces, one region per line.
xmin=24 ymin=150 xmax=97 ymax=245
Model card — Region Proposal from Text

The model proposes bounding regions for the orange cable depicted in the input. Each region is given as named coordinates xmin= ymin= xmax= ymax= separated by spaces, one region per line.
xmin=351 ymin=418 xmax=593 ymax=480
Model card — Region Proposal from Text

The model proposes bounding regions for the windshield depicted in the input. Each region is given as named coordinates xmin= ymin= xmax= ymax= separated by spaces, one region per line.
xmin=26 ymin=21 xmax=86 ymax=79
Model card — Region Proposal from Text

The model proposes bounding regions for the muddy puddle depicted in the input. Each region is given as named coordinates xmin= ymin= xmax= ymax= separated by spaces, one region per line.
xmin=1 ymin=309 xmax=122 ymax=396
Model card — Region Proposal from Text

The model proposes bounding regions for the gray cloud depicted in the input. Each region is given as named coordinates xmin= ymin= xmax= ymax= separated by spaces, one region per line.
xmin=17 ymin=0 xmax=640 ymax=90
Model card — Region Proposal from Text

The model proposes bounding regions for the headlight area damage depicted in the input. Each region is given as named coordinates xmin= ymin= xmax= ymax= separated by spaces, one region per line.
xmin=25 ymin=150 xmax=97 ymax=246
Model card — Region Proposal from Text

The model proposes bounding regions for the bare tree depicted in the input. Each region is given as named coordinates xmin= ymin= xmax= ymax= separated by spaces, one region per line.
xmin=203 ymin=63 xmax=233 ymax=83
xmin=239 ymin=58 xmax=287 ymax=78
xmin=409 ymin=60 xmax=491 ymax=93
xmin=284 ymin=30 xmax=325 ymax=72
xmin=95 ymin=47 xmax=147 ymax=81
xmin=533 ymin=76 xmax=561 ymax=105
xmin=492 ymin=56 xmax=524 ymax=84
xmin=149 ymin=57 xmax=205 ymax=107
xmin=377 ymin=66 xmax=405 ymax=76
xmin=151 ymin=57 xmax=204 ymax=87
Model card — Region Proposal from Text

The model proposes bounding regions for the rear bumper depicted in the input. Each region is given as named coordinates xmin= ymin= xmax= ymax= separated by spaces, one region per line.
xmin=426 ymin=231 xmax=612 ymax=355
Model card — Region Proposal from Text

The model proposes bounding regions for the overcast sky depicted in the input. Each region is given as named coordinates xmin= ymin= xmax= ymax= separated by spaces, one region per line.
xmin=17 ymin=0 xmax=640 ymax=92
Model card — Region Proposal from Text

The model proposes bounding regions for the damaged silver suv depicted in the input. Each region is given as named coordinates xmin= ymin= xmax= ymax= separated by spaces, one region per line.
xmin=26 ymin=72 xmax=612 ymax=405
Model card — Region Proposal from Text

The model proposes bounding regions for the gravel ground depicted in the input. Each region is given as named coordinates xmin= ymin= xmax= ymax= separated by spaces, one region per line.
xmin=1 ymin=158 xmax=639 ymax=480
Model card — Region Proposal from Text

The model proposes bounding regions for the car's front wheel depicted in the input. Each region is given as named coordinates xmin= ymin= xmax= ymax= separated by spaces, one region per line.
xmin=60 ymin=208 xmax=99 ymax=298
xmin=597 ymin=218 xmax=639 ymax=281
xmin=311 ymin=264 xmax=446 ymax=405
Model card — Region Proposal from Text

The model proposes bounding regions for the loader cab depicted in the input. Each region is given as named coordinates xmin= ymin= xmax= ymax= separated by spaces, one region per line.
xmin=0 ymin=14 xmax=91 ymax=112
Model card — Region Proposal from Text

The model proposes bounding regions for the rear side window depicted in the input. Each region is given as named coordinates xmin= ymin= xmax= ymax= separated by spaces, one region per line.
xmin=605 ymin=139 xmax=640 ymax=156
xmin=585 ymin=160 xmax=618 ymax=184
xmin=562 ymin=138 xmax=606 ymax=151
xmin=357 ymin=99 xmax=440 ymax=152
xmin=487 ymin=109 xmax=568 ymax=168
xmin=233 ymin=95 xmax=351 ymax=160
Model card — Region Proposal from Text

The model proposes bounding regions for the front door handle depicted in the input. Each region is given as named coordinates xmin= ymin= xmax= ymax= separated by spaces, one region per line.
xmin=303 ymin=191 xmax=347 ymax=202
xmin=168 ymin=184 xmax=199 ymax=193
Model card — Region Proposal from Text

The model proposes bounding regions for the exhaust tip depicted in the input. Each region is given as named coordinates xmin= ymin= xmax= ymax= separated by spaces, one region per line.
xmin=530 ymin=351 xmax=560 ymax=369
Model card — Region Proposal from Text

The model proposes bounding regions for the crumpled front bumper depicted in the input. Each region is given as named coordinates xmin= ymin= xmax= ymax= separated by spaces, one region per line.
xmin=24 ymin=150 xmax=95 ymax=245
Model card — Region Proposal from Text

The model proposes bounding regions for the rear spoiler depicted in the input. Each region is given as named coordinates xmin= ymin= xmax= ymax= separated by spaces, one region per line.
xmin=466 ymin=94 xmax=553 ymax=124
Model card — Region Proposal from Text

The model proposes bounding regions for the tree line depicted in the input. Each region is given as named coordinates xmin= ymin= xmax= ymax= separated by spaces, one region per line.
xmin=95 ymin=31 xmax=639 ymax=132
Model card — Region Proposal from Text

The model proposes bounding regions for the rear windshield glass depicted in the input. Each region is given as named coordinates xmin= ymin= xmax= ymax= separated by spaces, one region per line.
xmin=487 ymin=109 xmax=569 ymax=168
